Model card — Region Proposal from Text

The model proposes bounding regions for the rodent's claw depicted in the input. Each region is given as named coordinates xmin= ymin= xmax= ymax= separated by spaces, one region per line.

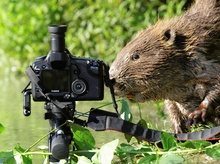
xmin=201 ymin=110 xmax=206 ymax=122
xmin=187 ymin=105 xmax=207 ymax=127
xmin=186 ymin=118 xmax=193 ymax=128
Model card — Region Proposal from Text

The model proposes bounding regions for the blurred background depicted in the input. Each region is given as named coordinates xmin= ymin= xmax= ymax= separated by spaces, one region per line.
xmin=0 ymin=0 xmax=192 ymax=162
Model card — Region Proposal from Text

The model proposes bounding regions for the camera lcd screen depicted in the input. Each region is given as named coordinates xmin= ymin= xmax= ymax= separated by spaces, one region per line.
xmin=41 ymin=70 xmax=69 ymax=92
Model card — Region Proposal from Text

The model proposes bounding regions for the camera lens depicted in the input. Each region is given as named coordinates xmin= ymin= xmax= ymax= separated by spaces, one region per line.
xmin=71 ymin=79 xmax=87 ymax=95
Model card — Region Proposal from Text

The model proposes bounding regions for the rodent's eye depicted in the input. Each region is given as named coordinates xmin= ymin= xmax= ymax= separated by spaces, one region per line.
xmin=131 ymin=54 xmax=140 ymax=61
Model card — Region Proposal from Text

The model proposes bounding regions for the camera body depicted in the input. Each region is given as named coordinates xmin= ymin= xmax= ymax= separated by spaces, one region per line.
xmin=30 ymin=25 xmax=105 ymax=102
xmin=31 ymin=54 xmax=104 ymax=101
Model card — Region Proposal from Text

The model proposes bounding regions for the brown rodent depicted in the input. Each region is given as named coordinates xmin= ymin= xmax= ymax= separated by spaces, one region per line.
xmin=109 ymin=0 xmax=220 ymax=133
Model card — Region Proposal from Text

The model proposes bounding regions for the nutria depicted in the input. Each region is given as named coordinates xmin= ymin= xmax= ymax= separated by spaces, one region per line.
xmin=109 ymin=0 xmax=220 ymax=133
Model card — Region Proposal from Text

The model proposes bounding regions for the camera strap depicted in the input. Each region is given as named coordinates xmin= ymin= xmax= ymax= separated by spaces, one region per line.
xmin=87 ymin=109 xmax=220 ymax=142
xmin=102 ymin=63 xmax=119 ymax=114
xmin=26 ymin=66 xmax=46 ymax=92
xmin=25 ymin=66 xmax=220 ymax=142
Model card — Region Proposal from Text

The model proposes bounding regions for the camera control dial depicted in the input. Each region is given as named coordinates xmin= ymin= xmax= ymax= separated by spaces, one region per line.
xmin=71 ymin=79 xmax=87 ymax=95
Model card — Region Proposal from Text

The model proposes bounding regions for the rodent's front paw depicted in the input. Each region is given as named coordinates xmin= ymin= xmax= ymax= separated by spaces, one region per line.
xmin=186 ymin=103 xmax=207 ymax=127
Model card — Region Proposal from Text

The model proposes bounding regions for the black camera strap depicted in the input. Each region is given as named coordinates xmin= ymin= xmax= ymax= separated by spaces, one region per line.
xmin=26 ymin=66 xmax=62 ymax=107
xmin=26 ymin=66 xmax=46 ymax=92
xmin=87 ymin=109 xmax=220 ymax=142
xmin=25 ymin=66 xmax=220 ymax=142
xmin=102 ymin=63 xmax=119 ymax=114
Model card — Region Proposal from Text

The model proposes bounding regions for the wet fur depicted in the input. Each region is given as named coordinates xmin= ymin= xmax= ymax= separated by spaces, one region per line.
xmin=110 ymin=0 xmax=220 ymax=133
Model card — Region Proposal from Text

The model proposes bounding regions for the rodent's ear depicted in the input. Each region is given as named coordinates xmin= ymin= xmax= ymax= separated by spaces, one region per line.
xmin=163 ymin=29 xmax=186 ymax=49
xmin=163 ymin=29 xmax=176 ymax=43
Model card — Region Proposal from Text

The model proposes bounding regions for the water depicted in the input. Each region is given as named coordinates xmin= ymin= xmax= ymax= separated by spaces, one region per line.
xmin=0 ymin=74 xmax=47 ymax=162
xmin=0 ymin=71 xmax=163 ymax=162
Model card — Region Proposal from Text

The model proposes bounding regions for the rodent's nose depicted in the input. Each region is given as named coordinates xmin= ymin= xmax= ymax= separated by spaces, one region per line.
xmin=109 ymin=66 xmax=116 ymax=80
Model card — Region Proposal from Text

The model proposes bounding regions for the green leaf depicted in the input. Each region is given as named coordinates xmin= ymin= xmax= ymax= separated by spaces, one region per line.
xmin=137 ymin=119 xmax=148 ymax=128
xmin=161 ymin=133 xmax=177 ymax=151
xmin=116 ymin=143 xmax=152 ymax=161
xmin=116 ymin=143 xmax=135 ymax=160
xmin=206 ymin=146 xmax=220 ymax=159
xmin=119 ymin=99 xmax=132 ymax=121
xmin=14 ymin=145 xmax=32 ymax=164
xmin=92 ymin=139 xmax=119 ymax=164
xmin=159 ymin=154 xmax=184 ymax=164
xmin=14 ymin=145 xmax=26 ymax=153
xmin=0 ymin=123 xmax=5 ymax=134
xmin=179 ymin=140 xmax=211 ymax=149
xmin=70 ymin=124 xmax=95 ymax=150
xmin=0 ymin=150 xmax=16 ymax=164
xmin=124 ymin=134 xmax=133 ymax=143
xmin=119 ymin=99 xmax=134 ymax=143
xmin=178 ymin=140 xmax=196 ymax=149
xmin=138 ymin=154 xmax=157 ymax=164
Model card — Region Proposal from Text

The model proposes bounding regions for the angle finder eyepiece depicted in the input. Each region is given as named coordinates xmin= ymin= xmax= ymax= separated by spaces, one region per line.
xmin=48 ymin=25 xmax=68 ymax=70
xmin=48 ymin=25 xmax=67 ymax=52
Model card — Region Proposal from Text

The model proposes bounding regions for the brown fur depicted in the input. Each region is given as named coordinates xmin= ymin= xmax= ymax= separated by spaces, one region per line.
xmin=109 ymin=0 xmax=220 ymax=133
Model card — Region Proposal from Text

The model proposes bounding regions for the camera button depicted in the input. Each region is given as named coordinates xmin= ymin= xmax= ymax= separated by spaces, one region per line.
xmin=42 ymin=65 xmax=46 ymax=69
xmin=89 ymin=66 xmax=99 ymax=75
xmin=63 ymin=94 xmax=71 ymax=99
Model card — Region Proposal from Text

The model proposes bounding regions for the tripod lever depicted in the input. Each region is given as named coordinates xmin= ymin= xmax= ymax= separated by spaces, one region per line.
xmin=23 ymin=89 xmax=32 ymax=116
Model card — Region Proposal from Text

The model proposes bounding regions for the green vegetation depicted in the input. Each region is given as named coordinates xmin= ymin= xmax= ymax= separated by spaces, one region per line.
xmin=1 ymin=100 xmax=220 ymax=163
xmin=0 ymin=0 xmax=189 ymax=73
xmin=2 ymin=0 xmax=220 ymax=163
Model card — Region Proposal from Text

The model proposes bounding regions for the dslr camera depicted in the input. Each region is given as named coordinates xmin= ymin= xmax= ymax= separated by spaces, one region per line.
xmin=29 ymin=25 xmax=105 ymax=102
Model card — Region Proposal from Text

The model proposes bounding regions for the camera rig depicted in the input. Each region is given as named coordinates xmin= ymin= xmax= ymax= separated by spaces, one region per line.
xmin=22 ymin=25 xmax=220 ymax=162
xmin=21 ymin=24 xmax=119 ymax=162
